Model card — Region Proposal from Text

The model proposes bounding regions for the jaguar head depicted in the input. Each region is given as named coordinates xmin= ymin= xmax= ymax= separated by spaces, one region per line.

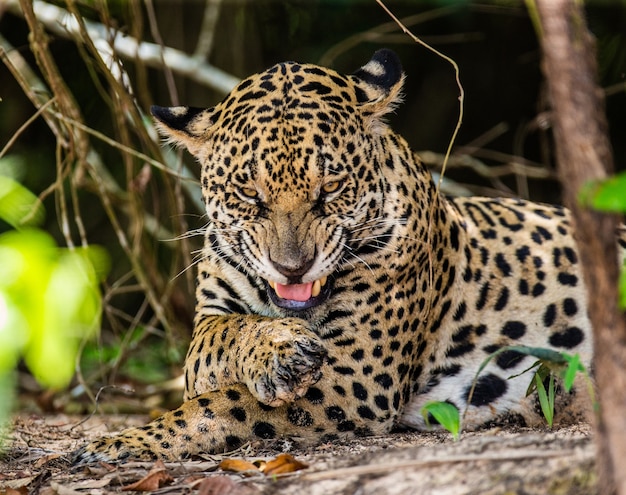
xmin=152 ymin=50 xmax=405 ymax=312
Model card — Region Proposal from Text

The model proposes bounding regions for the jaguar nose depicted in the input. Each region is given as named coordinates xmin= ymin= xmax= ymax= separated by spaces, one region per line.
xmin=271 ymin=257 xmax=315 ymax=283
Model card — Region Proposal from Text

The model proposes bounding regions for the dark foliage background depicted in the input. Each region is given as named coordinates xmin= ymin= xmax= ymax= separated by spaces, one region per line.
xmin=1 ymin=0 xmax=624 ymax=413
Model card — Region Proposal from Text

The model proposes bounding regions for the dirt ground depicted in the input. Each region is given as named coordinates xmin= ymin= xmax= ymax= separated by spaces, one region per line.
xmin=0 ymin=414 xmax=597 ymax=494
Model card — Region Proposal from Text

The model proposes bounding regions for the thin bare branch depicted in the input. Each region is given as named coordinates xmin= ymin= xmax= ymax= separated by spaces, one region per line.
xmin=4 ymin=0 xmax=240 ymax=95
xmin=419 ymin=151 xmax=554 ymax=181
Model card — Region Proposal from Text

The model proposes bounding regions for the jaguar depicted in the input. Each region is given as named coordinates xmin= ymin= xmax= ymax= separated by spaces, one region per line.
xmin=74 ymin=49 xmax=624 ymax=463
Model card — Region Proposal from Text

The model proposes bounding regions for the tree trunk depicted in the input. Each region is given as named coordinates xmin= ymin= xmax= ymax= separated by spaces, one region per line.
xmin=536 ymin=1 xmax=626 ymax=494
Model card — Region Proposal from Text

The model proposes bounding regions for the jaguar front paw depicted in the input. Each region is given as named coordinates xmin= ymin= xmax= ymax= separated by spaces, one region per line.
xmin=247 ymin=321 xmax=327 ymax=406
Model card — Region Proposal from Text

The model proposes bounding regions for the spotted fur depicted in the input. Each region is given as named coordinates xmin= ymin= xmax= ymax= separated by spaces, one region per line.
xmin=74 ymin=49 xmax=625 ymax=463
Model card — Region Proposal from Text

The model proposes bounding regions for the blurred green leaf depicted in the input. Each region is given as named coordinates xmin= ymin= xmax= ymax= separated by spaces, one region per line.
xmin=0 ymin=229 xmax=57 ymax=377
xmin=26 ymin=248 xmax=103 ymax=388
xmin=0 ymin=175 xmax=45 ymax=228
xmin=0 ymin=229 xmax=107 ymax=389
xmin=562 ymin=353 xmax=583 ymax=392
xmin=581 ymin=172 xmax=626 ymax=212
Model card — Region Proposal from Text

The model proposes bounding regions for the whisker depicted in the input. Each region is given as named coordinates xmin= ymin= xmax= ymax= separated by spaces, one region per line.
xmin=172 ymin=250 xmax=208 ymax=280
xmin=339 ymin=241 xmax=376 ymax=276
xmin=350 ymin=237 xmax=401 ymax=255
xmin=160 ymin=223 xmax=211 ymax=242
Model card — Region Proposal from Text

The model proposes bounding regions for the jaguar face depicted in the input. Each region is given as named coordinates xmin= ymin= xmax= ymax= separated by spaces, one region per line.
xmin=199 ymin=110 xmax=378 ymax=313
xmin=152 ymin=55 xmax=404 ymax=312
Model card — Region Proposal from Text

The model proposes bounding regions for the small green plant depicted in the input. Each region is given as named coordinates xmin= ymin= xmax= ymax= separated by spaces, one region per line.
xmin=420 ymin=347 xmax=592 ymax=438
xmin=420 ymin=401 xmax=461 ymax=440
xmin=527 ymin=352 xmax=595 ymax=427
xmin=0 ymin=172 xmax=107 ymax=438
xmin=530 ymin=364 xmax=556 ymax=427
xmin=467 ymin=346 xmax=593 ymax=429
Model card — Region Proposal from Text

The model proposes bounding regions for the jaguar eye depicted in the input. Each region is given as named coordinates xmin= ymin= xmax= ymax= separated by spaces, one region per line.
xmin=238 ymin=186 xmax=259 ymax=199
xmin=321 ymin=179 xmax=344 ymax=195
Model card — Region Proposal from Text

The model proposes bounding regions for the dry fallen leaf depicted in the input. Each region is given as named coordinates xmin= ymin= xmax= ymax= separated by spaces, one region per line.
xmin=218 ymin=458 xmax=259 ymax=474
xmin=3 ymin=487 xmax=28 ymax=495
xmin=218 ymin=454 xmax=308 ymax=477
xmin=0 ymin=477 xmax=35 ymax=492
xmin=121 ymin=460 xmax=173 ymax=491
xmin=261 ymin=454 xmax=308 ymax=476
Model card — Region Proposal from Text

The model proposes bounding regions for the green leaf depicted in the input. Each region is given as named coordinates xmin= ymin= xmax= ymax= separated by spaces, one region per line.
xmin=0 ymin=229 xmax=107 ymax=390
xmin=25 ymin=248 xmax=104 ymax=388
xmin=0 ymin=229 xmax=57 ymax=375
xmin=525 ymin=362 xmax=550 ymax=396
xmin=0 ymin=176 xmax=45 ymax=228
xmin=421 ymin=401 xmax=460 ymax=440
xmin=562 ymin=353 xmax=582 ymax=392
xmin=582 ymin=172 xmax=626 ymax=213
xmin=535 ymin=373 xmax=554 ymax=428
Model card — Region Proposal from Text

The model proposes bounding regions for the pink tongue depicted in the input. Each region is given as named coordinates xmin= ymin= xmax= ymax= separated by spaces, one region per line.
xmin=274 ymin=282 xmax=313 ymax=302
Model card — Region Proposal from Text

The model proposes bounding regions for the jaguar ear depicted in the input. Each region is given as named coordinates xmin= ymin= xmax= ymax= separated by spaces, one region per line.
xmin=351 ymin=49 xmax=405 ymax=131
xmin=151 ymin=105 xmax=215 ymax=156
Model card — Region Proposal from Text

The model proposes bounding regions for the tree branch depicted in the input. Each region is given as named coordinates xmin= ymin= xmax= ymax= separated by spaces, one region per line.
xmin=4 ymin=0 xmax=240 ymax=96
